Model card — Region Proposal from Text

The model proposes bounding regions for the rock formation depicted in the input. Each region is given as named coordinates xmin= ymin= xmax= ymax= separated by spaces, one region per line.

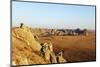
xmin=12 ymin=23 xmax=67 ymax=66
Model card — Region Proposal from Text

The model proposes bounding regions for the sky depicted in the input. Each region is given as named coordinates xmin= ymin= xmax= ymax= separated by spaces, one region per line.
xmin=12 ymin=1 xmax=96 ymax=30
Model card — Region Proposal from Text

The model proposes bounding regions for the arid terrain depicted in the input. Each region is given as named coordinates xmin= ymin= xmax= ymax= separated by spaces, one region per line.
xmin=12 ymin=1 xmax=96 ymax=66
xmin=12 ymin=25 xmax=67 ymax=66
xmin=31 ymin=28 xmax=96 ymax=62
xmin=12 ymin=25 xmax=96 ymax=66
xmin=38 ymin=33 xmax=96 ymax=62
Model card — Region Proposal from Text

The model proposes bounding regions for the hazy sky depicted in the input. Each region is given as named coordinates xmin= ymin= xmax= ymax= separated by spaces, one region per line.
xmin=12 ymin=1 xmax=95 ymax=30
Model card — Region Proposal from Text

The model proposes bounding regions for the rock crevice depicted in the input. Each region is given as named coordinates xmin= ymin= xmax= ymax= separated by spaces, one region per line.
xmin=12 ymin=24 xmax=67 ymax=66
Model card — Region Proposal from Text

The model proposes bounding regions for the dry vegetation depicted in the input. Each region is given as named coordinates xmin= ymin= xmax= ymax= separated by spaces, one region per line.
xmin=12 ymin=27 xmax=47 ymax=65
xmin=12 ymin=26 xmax=66 ymax=66
xmin=38 ymin=32 xmax=96 ymax=62
xmin=12 ymin=25 xmax=96 ymax=66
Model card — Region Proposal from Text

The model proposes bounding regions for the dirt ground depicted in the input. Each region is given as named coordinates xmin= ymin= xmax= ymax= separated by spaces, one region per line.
xmin=38 ymin=32 xmax=96 ymax=62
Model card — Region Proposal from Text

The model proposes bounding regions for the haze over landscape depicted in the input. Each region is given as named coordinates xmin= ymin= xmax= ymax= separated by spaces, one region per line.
xmin=12 ymin=1 xmax=96 ymax=66
xmin=12 ymin=1 xmax=95 ymax=30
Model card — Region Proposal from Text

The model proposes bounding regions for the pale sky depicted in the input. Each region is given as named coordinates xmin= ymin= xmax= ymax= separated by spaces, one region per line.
xmin=12 ymin=1 xmax=96 ymax=30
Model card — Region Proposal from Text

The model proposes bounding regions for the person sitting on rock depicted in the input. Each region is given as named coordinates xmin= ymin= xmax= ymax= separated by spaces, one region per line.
xmin=20 ymin=23 xmax=24 ymax=28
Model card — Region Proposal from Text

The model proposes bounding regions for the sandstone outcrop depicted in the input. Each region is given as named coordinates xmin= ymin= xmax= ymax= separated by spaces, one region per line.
xmin=12 ymin=23 xmax=67 ymax=66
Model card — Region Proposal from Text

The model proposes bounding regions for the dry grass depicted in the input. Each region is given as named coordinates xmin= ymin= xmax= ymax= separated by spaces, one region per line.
xmin=12 ymin=26 xmax=96 ymax=65
xmin=38 ymin=33 xmax=96 ymax=62
xmin=12 ymin=27 xmax=47 ymax=66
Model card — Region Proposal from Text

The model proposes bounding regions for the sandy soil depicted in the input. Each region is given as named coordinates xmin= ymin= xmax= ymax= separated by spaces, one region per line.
xmin=38 ymin=33 xmax=96 ymax=62
xmin=12 ymin=26 xmax=96 ymax=64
